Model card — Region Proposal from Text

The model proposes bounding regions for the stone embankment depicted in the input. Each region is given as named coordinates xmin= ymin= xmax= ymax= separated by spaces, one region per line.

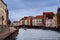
xmin=0 ymin=27 xmax=18 ymax=40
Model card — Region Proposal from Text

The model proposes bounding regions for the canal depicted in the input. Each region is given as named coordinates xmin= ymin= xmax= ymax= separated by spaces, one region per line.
xmin=15 ymin=28 xmax=60 ymax=40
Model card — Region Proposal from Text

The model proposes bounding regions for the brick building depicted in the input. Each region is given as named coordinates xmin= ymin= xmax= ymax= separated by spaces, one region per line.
xmin=57 ymin=7 xmax=60 ymax=28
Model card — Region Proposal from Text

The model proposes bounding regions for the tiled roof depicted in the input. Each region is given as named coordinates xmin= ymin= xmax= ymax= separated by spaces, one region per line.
xmin=36 ymin=16 xmax=43 ymax=19
xmin=43 ymin=12 xmax=54 ymax=17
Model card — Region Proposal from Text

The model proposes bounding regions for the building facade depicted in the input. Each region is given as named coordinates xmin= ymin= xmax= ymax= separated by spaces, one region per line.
xmin=32 ymin=16 xmax=43 ymax=26
xmin=20 ymin=19 xmax=24 ymax=26
xmin=52 ymin=15 xmax=57 ymax=28
xmin=57 ymin=8 xmax=60 ymax=28
xmin=28 ymin=16 xmax=32 ymax=26
xmin=13 ymin=21 xmax=20 ymax=26
xmin=25 ymin=18 xmax=29 ymax=26
xmin=0 ymin=0 xmax=9 ymax=31
xmin=19 ymin=16 xmax=33 ymax=28
xmin=20 ymin=19 xmax=23 ymax=26
xmin=46 ymin=15 xmax=57 ymax=28
xmin=20 ymin=17 xmax=29 ymax=26
xmin=43 ymin=12 xmax=54 ymax=27
xmin=46 ymin=18 xmax=53 ymax=27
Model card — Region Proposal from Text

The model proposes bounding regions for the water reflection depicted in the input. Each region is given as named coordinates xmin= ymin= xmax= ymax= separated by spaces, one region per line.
xmin=16 ymin=28 xmax=60 ymax=40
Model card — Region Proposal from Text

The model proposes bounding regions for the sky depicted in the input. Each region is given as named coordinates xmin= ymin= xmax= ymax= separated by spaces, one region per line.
xmin=4 ymin=0 xmax=60 ymax=22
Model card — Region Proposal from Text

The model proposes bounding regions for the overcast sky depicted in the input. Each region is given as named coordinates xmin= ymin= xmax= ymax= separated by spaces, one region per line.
xmin=4 ymin=0 xmax=60 ymax=22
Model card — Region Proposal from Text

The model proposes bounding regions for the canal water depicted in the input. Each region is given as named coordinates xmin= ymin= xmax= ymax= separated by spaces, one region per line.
xmin=15 ymin=29 xmax=60 ymax=40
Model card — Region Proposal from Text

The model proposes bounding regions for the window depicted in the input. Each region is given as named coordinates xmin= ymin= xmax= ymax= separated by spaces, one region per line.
xmin=39 ymin=20 xmax=40 ymax=22
xmin=50 ymin=20 xmax=52 ymax=22
xmin=50 ymin=24 xmax=52 ymax=26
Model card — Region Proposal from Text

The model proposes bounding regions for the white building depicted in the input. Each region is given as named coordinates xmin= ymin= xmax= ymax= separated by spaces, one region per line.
xmin=20 ymin=20 xmax=23 ymax=25
xmin=32 ymin=19 xmax=37 ymax=26
xmin=46 ymin=18 xmax=52 ymax=27
xmin=32 ymin=16 xmax=43 ymax=26
xmin=52 ymin=16 xmax=57 ymax=28
xmin=25 ymin=19 xmax=29 ymax=25
xmin=13 ymin=21 xmax=20 ymax=26
xmin=46 ymin=15 xmax=57 ymax=28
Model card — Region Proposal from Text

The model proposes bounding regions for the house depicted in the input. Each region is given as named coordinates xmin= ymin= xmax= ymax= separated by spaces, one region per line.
xmin=28 ymin=16 xmax=32 ymax=26
xmin=19 ymin=16 xmax=33 ymax=28
xmin=32 ymin=16 xmax=43 ymax=27
xmin=56 ymin=7 xmax=60 ymax=28
xmin=46 ymin=18 xmax=53 ymax=27
xmin=52 ymin=15 xmax=57 ymax=28
xmin=19 ymin=18 xmax=25 ymax=26
xmin=46 ymin=15 xmax=57 ymax=28
xmin=20 ymin=19 xmax=23 ymax=26
xmin=24 ymin=17 xmax=29 ymax=26
xmin=13 ymin=21 xmax=20 ymax=26
xmin=0 ymin=0 xmax=9 ymax=31
xmin=43 ymin=12 xmax=54 ymax=27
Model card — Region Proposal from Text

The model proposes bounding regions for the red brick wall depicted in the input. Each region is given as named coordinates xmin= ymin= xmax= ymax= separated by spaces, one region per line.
xmin=28 ymin=16 xmax=32 ymax=26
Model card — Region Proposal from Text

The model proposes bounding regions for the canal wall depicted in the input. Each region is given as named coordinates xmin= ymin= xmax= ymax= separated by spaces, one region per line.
xmin=18 ymin=25 xmax=60 ymax=31
xmin=4 ymin=29 xmax=18 ymax=40
xmin=0 ymin=27 xmax=18 ymax=40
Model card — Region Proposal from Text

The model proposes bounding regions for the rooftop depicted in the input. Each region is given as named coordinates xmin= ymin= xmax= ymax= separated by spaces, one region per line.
xmin=43 ymin=12 xmax=54 ymax=17
xmin=36 ymin=15 xmax=43 ymax=19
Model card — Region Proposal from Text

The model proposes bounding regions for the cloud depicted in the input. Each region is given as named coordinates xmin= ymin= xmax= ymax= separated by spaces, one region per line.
xmin=4 ymin=0 xmax=60 ymax=10
xmin=4 ymin=0 xmax=60 ymax=21
xmin=9 ymin=8 xmax=43 ymax=21
xmin=9 ymin=6 xmax=57 ymax=21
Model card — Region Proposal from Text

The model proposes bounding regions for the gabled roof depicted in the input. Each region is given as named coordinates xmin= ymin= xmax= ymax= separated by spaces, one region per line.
xmin=36 ymin=15 xmax=43 ymax=19
xmin=43 ymin=12 xmax=54 ymax=17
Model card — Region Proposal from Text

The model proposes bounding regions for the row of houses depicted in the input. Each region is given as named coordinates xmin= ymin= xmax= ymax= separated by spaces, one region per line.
xmin=11 ymin=21 xmax=20 ymax=27
xmin=19 ymin=8 xmax=60 ymax=28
